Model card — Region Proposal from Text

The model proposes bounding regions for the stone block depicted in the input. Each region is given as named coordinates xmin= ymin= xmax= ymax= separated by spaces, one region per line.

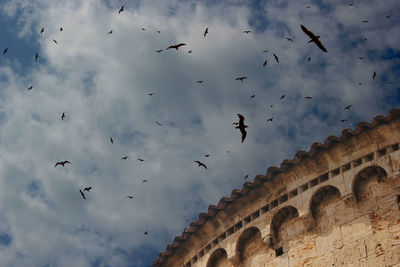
xmin=315 ymin=227 xmax=343 ymax=255
xmin=341 ymin=215 xmax=373 ymax=244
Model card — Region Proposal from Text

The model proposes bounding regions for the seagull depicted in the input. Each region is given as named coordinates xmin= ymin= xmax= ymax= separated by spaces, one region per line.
xmin=204 ymin=154 xmax=210 ymax=157
xmin=40 ymin=28 xmax=44 ymax=34
xmin=110 ymin=137 xmax=114 ymax=144
xmin=235 ymin=76 xmax=247 ymax=81
xmin=305 ymin=96 xmax=312 ymax=99
xmin=286 ymin=37 xmax=293 ymax=42
xmin=127 ymin=196 xmax=134 ymax=199
xmin=204 ymin=27 xmax=208 ymax=37
xmin=61 ymin=112 xmax=65 ymax=120
xmin=166 ymin=43 xmax=186 ymax=50
xmin=119 ymin=5 xmax=125 ymax=14
xmin=341 ymin=119 xmax=348 ymax=122
xmin=137 ymin=159 xmax=145 ymax=162
xmin=84 ymin=187 xmax=92 ymax=192
xmin=301 ymin=24 xmax=327 ymax=52
xmin=121 ymin=156 xmax=129 ymax=160
xmin=281 ymin=94 xmax=285 ymax=100
xmin=27 ymin=86 xmax=33 ymax=90
xmin=243 ymin=30 xmax=251 ymax=34
xmin=197 ymin=80 xmax=204 ymax=84
xmin=267 ymin=117 xmax=273 ymax=122
xmin=263 ymin=60 xmax=268 ymax=67
xmin=53 ymin=39 xmax=58 ymax=44
xmin=79 ymin=189 xmax=86 ymax=200
xmin=235 ymin=114 xmax=248 ymax=143
xmin=194 ymin=161 xmax=207 ymax=169
xmin=35 ymin=53 xmax=38 ymax=61
xmin=244 ymin=174 xmax=249 ymax=179
xmin=3 ymin=48 xmax=8 ymax=55
xmin=156 ymin=50 xmax=163 ymax=53
xmin=274 ymin=53 xmax=279 ymax=63
xmin=155 ymin=121 xmax=162 ymax=126
xmin=344 ymin=105 xmax=352 ymax=110
xmin=107 ymin=30 xmax=113 ymax=35
xmin=250 ymin=95 xmax=255 ymax=98
xmin=54 ymin=161 xmax=71 ymax=167
xmin=372 ymin=71 xmax=377 ymax=80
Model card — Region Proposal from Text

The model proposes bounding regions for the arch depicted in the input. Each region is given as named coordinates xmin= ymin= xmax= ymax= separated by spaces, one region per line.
xmin=309 ymin=185 xmax=341 ymax=220
xmin=270 ymin=206 xmax=299 ymax=245
xmin=235 ymin=227 xmax=262 ymax=263
xmin=206 ymin=248 xmax=229 ymax=267
xmin=352 ymin=165 xmax=387 ymax=202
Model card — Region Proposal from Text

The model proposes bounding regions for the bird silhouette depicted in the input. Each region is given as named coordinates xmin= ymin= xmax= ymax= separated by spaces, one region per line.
xmin=197 ymin=80 xmax=204 ymax=84
xmin=137 ymin=159 xmax=145 ymax=162
xmin=341 ymin=119 xmax=348 ymax=122
xmin=61 ymin=112 xmax=65 ymax=120
xmin=386 ymin=15 xmax=392 ymax=19
xmin=263 ymin=50 xmax=269 ymax=53
xmin=267 ymin=117 xmax=273 ymax=122
xmin=141 ymin=28 xmax=145 ymax=31
xmin=358 ymin=57 xmax=363 ymax=60
xmin=235 ymin=114 xmax=248 ymax=143
xmin=194 ymin=161 xmax=207 ymax=169
xmin=372 ymin=71 xmax=377 ymax=80
xmin=144 ymin=231 xmax=148 ymax=235
xmin=84 ymin=187 xmax=92 ymax=192
xmin=244 ymin=174 xmax=249 ymax=179
xmin=60 ymin=27 xmax=63 ymax=31
xmin=263 ymin=60 xmax=268 ymax=67
xmin=188 ymin=50 xmax=192 ymax=54
xmin=301 ymin=24 xmax=327 ymax=52
xmin=166 ymin=43 xmax=186 ymax=50
xmin=127 ymin=196 xmax=134 ymax=199
xmin=53 ymin=39 xmax=58 ymax=44
xmin=155 ymin=121 xmax=162 ymax=126
xmin=107 ymin=30 xmax=113 ymax=35
xmin=308 ymin=57 xmax=311 ymax=62
xmin=40 ymin=28 xmax=44 ymax=34
xmin=286 ymin=37 xmax=293 ymax=41
xmin=250 ymin=95 xmax=255 ymax=98
xmin=148 ymin=93 xmax=154 ymax=96
xmin=156 ymin=50 xmax=163 ymax=53
xmin=110 ymin=137 xmax=114 ymax=144
xmin=142 ymin=179 xmax=147 ymax=183
xmin=344 ymin=105 xmax=352 ymax=110
xmin=121 ymin=156 xmax=129 ymax=160
xmin=54 ymin=161 xmax=71 ymax=167
xmin=204 ymin=27 xmax=208 ymax=37
xmin=235 ymin=76 xmax=247 ymax=81
xmin=362 ymin=20 xmax=369 ymax=23
xmin=204 ymin=154 xmax=210 ymax=157
xmin=79 ymin=189 xmax=86 ymax=200
xmin=3 ymin=48 xmax=8 ymax=55
xmin=35 ymin=53 xmax=38 ymax=61
xmin=274 ymin=54 xmax=279 ymax=63
xmin=281 ymin=95 xmax=285 ymax=100
xmin=157 ymin=30 xmax=161 ymax=33
xmin=243 ymin=30 xmax=251 ymax=34
xmin=27 ymin=86 xmax=33 ymax=90
xmin=119 ymin=5 xmax=125 ymax=14
xmin=305 ymin=96 xmax=312 ymax=99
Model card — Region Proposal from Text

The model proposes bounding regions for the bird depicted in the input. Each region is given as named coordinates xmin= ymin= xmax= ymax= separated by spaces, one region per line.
xmin=188 ymin=50 xmax=192 ymax=54
xmin=341 ymin=119 xmax=348 ymax=122
xmin=142 ymin=179 xmax=147 ymax=183
xmin=157 ymin=30 xmax=161 ymax=33
xmin=127 ymin=196 xmax=134 ymax=199
xmin=60 ymin=27 xmax=63 ymax=31
xmin=250 ymin=95 xmax=255 ymax=98
xmin=232 ymin=122 xmax=239 ymax=126
xmin=270 ymin=105 xmax=273 ymax=108
xmin=204 ymin=27 xmax=208 ymax=37
xmin=53 ymin=39 xmax=58 ymax=44
xmin=348 ymin=3 xmax=354 ymax=6
xmin=281 ymin=95 xmax=285 ymax=100
xmin=305 ymin=96 xmax=312 ymax=99
xmin=267 ymin=117 xmax=273 ymax=122
xmin=194 ymin=161 xmax=207 ymax=169
xmin=197 ymin=80 xmax=204 ymax=84
xmin=3 ymin=48 xmax=8 ymax=55
xmin=344 ymin=105 xmax=352 ymax=110
xmin=121 ymin=156 xmax=129 ymax=160
xmin=144 ymin=231 xmax=148 ymax=235
xmin=244 ymin=174 xmax=249 ymax=179
xmin=107 ymin=30 xmax=113 ymax=35
xmin=372 ymin=71 xmax=377 ymax=80
xmin=141 ymin=28 xmax=145 ymax=31
xmin=274 ymin=54 xmax=279 ymax=63
xmin=40 ymin=28 xmax=44 ymax=34
xmin=27 ymin=86 xmax=33 ymax=90
xmin=362 ymin=20 xmax=369 ymax=23
xmin=118 ymin=5 xmax=125 ymax=14
xmin=61 ymin=112 xmax=65 ymax=120
xmin=263 ymin=60 xmax=268 ymax=67
xmin=35 ymin=53 xmax=38 ymax=61
xmin=84 ymin=187 xmax=92 ymax=192
xmin=263 ymin=50 xmax=269 ymax=53
xmin=308 ymin=57 xmax=311 ymax=62
xmin=243 ymin=30 xmax=251 ymax=34
xmin=156 ymin=50 xmax=163 ymax=53
xmin=204 ymin=154 xmax=210 ymax=157
xmin=358 ymin=82 xmax=362 ymax=86
xmin=110 ymin=137 xmax=114 ymax=144
xmin=286 ymin=37 xmax=293 ymax=42
xmin=306 ymin=5 xmax=311 ymax=8
xmin=166 ymin=43 xmax=186 ymax=50
xmin=235 ymin=114 xmax=248 ymax=143
xmin=137 ymin=159 xmax=145 ymax=162
xmin=301 ymin=24 xmax=327 ymax=52
xmin=235 ymin=76 xmax=247 ymax=81
xmin=54 ymin=161 xmax=71 ymax=167
xmin=358 ymin=57 xmax=363 ymax=60
xmin=155 ymin=121 xmax=162 ymax=126
xmin=79 ymin=189 xmax=86 ymax=200
xmin=148 ymin=93 xmax=154 ymax=96
xmin=386 ymin=15 xmax=392 ymax=19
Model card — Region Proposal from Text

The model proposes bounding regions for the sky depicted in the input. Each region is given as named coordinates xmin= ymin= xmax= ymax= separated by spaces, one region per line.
xmin=0 ymin=0 xmax=399 ymax=266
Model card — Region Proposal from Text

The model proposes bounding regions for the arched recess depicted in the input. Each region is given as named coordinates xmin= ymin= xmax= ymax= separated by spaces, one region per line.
xmin=270 ymin=206 xmax=300 ymax=252
xmin=353 ymin=165 xmax=387 ymax=202
xmin=309 ymin=185 xmax=341 ymax=233
xmin=206 ymin=248 xmax=230 ymax=267
xmin=235 ymin=227 xmax=264 ymax=264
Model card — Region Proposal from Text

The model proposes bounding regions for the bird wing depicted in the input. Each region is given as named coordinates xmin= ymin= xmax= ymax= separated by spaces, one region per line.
xmin=240 ymin=128 xmax=247 ymax=143
xmin=301 ymin=24 xmax=316 ymax=39
xmin=54 ymin=162 xmax=60 ymax=167
xmin=202 ymin=163 xmax=207 ymax=169
xmin=177 ymin=43 xmax=186 ymax=48
xmin=64 ymin=161 xmax=71 ymax=164
xmin=80 ymin=190 xmax=86 ymax=199
xmin=237 ymin=114 xmax=245 ymax=125
xmin=315 ymin=39 xmax=328 ymax=52
xmin=166 ymin=45 xmax=175 ymax=50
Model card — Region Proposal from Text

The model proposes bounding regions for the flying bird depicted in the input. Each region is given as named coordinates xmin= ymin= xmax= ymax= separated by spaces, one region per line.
xmin=194 ymin=161 xmax=207 ymax=169
xmin=267 ymin=117 xmax=273 ymax=122
xmin=166 ymin=43 xmax=186 ymax=50
xmin=121 ymin=156 xmax=129 ymax=160
xmin=35 ymin=53 xmax=38 ymax=61
xmin=305 ymin=96 xmax=312 ymax=99
xmin=243 ymin=30 xmax=251 ymax=34
xmin=204 ymin=27 xmax=208 ymax=37
xmin=197 ymin=80 xmax=204 ymax=84
xmin=235 ymin=114 xmax=248 ymax=143
xmin=244 ymin=174 xmax=249 ymax=179
xmin=232 ymin=122 xmax=239 ymax=126
xmin=386 ymin=15 xmax=392 ymax=19
xmin=204 ymin=154 xmax=210 ymax=157
xmin=286 ymin=37 xmax=293 ymax=42
xmin=372 ymin=71 xmax=377 ymax=80
xmin=40 ymin=28 xmax=44 ymax=34
xmin=84 ymin=187 xmax=92 ymax=192
xmin=127 ymin=196 xmax=134 ymax=199
xmin=235 ymin=76 xmax=247 ymax=81
xmin=79 ymin=189 xmax=86 ymax=200
xmin=142 ymin=179 xmax=147 ymax=183
xmin=358 ymin=57 xmax=363 ymax=60
xmin=148 ymin=93 xmax=154 ymax=96
xmin=348 ymin=3 xmax=354 ymax=6
xmin=107 ymin=30 xmax=113 ymax=35
xmin=250 ymin=95 xmax=255 ymax=98
xmin=156 ymin=50 xmax=163 ymax=53
xmin=344 ymin=105 xmax=352 ymax=110
xmin=60 ymin=27 xmax=63 ymax=31
xmin=53 ymin=39 xmax=58 ymax=44
xmin=274 ymin=53 xmax=279 ymax=63
xmin=157 ymin=30 xmax=161 ymax=33
xmin=308 ymin=57 xmax=311 ymax=62
xmin=301 ymin=24 xmax=328 ymax=52
xmin=141 ymin=28 xmax=145 ymax=31
xmin=54 ymin=161 xmax=71 ymax=167
xmin=263 ymin=50 xmax=269 ymax=53
xmin=281 ymin=94 xmax=285 ymax=100
xmin=3 ymin=48 xmax=8 ymax=55
xmin=27 ymin=86 xmax=33 ymax=90
xmin=362 ymin=20 xmax=369 ymax=23
xmin=118 ymin=5 xmax=125 ymax=14
xmin=155 ymin=121 xmax=162 ymax=126
xmin=110 ymin=137 xmax=114 ymax=144
xmin=144 ymin=231 xmax=148 ymax=235
xmin=263 ymin=60 xmax=268 ymax=67
xmin=137 ymin=159 xmax=145 ymax=162
xmin=61 ymin=112 xmax=65 ymax=120
xmin=188 ymin=50 xmax=192 ymax=54
xmin=341 ymin=119 xmax=348 ymax=122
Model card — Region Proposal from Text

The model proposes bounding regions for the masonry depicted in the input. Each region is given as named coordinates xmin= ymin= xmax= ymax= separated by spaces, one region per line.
xmin=153 ymin=109 xmax=400 ymax=267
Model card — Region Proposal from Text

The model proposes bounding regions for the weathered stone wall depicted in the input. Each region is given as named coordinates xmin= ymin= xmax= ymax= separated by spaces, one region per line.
xmin=154 ymin=110 xmax=400 ymax=267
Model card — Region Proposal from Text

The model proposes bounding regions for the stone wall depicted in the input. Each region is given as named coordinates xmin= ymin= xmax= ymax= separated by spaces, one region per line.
xmin=153 ymin=110 xmax=400 ymax=267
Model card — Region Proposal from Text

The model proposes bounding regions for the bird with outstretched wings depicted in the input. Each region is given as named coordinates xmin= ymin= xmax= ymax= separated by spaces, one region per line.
xmin=194 ymin=161 xmax=207 ymax=169
xmin=301 ymin=24 xmax=327 ymax=52
xmin=166 ymin=43 xmax=186 ymax=50
xmin=235 ymin=114 xmax=248 ymax=143
xmin=54 ymin=161 xmax=71 ymax=167
xmin=79 ymin=189 xmax=86 ymax=200
xmin=235 ymin=76 xmax=247 ymax=81
xmin=204 ymin=27 xmax=208 ymax=37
